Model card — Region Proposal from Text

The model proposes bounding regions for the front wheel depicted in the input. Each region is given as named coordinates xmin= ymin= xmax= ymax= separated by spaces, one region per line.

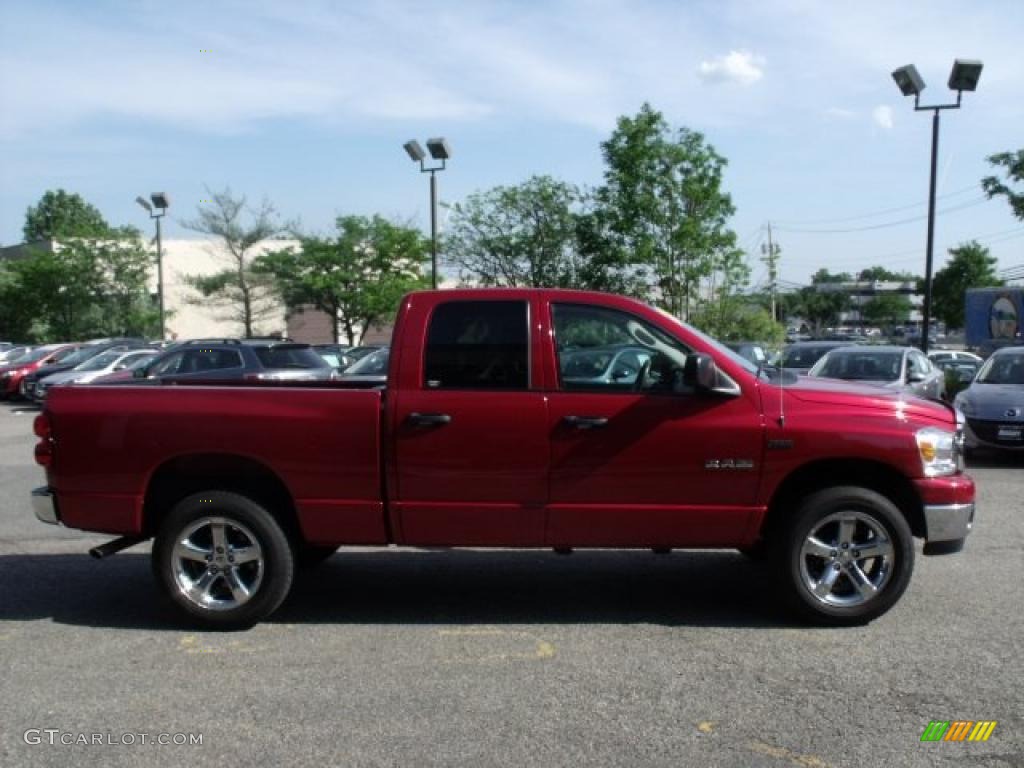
xmin=153 ymin=491 xmax=295 ymax=629
xmin=773 ymin=486 xmax=914 ymax=626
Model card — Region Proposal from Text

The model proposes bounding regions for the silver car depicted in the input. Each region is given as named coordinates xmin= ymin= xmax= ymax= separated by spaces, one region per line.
xmin=954 ymin=347 xmax=1024 ymax=452
xmin=808 ymin=345 xmax=945 ymax=400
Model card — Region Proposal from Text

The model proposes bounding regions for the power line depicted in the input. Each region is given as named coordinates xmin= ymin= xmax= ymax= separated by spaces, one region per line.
xmin=772 ymin=183 xmax=980 ymax=227
xmin=773 ymin=196 xmax=990 ymax=234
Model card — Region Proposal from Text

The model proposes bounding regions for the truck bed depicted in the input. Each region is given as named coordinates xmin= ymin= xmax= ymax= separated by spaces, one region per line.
xmin=45 ymin=384 xmax=386 ymax=543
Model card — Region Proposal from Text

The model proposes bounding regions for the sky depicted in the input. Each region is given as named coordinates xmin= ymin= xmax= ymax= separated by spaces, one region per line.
xmin=1 ymin=0 xmax=1022 ymax=288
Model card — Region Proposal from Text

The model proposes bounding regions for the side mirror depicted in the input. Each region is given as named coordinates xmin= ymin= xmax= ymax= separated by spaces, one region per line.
xmin=907 ymin=371 xmax=926 ymax=383
xmin=133 ymin=367 xmax=146 ymax=379
xmin=113 ymin=364 xmax=125 ymax=371
xmin=682 ymin=353 xmax=718 ymax=392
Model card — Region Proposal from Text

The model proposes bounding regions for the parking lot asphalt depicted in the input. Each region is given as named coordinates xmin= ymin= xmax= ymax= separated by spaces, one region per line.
xmin=0 ymin=400 xmax=1021 ymax=768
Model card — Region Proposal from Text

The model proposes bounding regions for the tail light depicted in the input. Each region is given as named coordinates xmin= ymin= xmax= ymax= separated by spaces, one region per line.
xmin=33 ymin=412 xmax=53 ymax=467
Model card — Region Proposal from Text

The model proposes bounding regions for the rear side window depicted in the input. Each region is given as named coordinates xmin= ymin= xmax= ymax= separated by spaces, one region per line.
xmin=182 ymin=349 xmax=243 ymax=373
xmin=424 ymin=301 xmax=529 ymax=389
xmin=253 ymin=345 xmax=329 ymax=369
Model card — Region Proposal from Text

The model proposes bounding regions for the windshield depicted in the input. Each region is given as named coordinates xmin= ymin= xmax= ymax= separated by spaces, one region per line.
xmin=13 ymin=346 xmax=61 ymax=364
xmin=345 ymin=347 xmax=389 ymax=375
xmin=75 ymin=350 xmax=124 ymax=371
xmin=57 ymin=346 xmax=102 ymax=366
xmin=976 ymin=354 xmax=1024 ymax=385
xmin=812 ymin=350 xmax=903 ymax=382
xmin=126 ymin=354 xmax=156 ymax=371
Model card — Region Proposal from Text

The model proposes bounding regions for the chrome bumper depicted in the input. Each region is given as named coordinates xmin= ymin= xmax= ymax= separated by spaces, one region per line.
xmin=924 ymin=502 xmax=974 ymax=542
xmin=32 ymin=486 xmax=60 ymax=525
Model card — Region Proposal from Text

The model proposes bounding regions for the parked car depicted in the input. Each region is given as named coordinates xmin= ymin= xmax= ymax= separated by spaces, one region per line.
xmin=338 ymin=345 xmax=384 ymax=370
xmin=779 ymin=341 xmax=849 ymax=374
xmin=928 ymin=350 xmax=983 ymax=365
xmin=954 ymin=347 xmax=1024 ymax=452
xmin=0 ymin=345 xmax=33 ymax=365
xmin=336 ymin=346 xmax=389 ymax=385
xmin=33 ymin=288 xmax=974 ymax=629
xmin=98 ymin=339 xmax=336 ymax=385
xmin=32 ymin=348 xmax=160 ymax=402
xmin=20 ymin=339 xmax=148 ymax=399
xmin=313 ymin=344 xmax=351 ymax=369
xmin=0 ymin=344 xmax=81 ymax=400
xmin=89 ymin=352 xmax=161 ymax=383
xmin=808 ymin=345 xmax=945 ymax=400
xmin=724 ymin=342 xmax=769 ymax=367
xmin=933 ymin=358 xmax=981 ymax=401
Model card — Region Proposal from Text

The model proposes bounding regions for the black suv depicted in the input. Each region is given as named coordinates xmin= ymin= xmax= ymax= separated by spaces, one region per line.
xmin=121 ymin=339 xmax=335 ymax=384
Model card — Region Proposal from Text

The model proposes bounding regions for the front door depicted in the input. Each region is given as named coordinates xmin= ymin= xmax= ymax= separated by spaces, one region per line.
xmin=392 ymin=296 xmax=548 ymax=546
xmin=545 ymin=302 xmax=764 ymax=548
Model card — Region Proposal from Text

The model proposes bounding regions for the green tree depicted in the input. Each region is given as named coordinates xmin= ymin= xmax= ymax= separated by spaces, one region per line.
xmin=857 ymin=266 xmax=919 ymax=282
xmin=5 ymin=231 xmax=157 ymax=340
xmin=861 ymin=293 xmax=912 ymax=329
xmin=792 ymin=285 xmax=852 ymax=335
xmin=255 ymin=216 xmax=428 ymax=345
xmin=181 ymin=188 xmax=289 ymax=337
xmin=982 ymin=149 xmax=1024 ymax=220
xmin=23 ymin=189 xmax=111 ymax=242
xmin=810 ymin=269 xmax=853 ymax=284
xmin=594 ymin=103 xmax=740 ymax=320
xmin=931 ymin=241 xmax=1003 ymax=330
xmin=445 ymin=176 xmax=584 ymax=288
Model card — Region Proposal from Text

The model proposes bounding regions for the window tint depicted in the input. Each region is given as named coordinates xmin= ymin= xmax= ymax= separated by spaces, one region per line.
xmin=149 ymin=351 xmax=184 ymax=376
xmin=552 ymin=304 xmax=689 ymax=393
xmin=253 ymin=345 xmax=328 ymax=369
xmin=180 ymin=349 xmax=243 ymax=373
xmin=424 ymin=301 xmax=529 ymax=389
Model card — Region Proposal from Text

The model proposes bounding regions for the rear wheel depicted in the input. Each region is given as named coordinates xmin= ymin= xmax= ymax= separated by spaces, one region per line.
xmin=153 ymin=490 xmax=294 ymax=629
xmin=773 ymin=486 xmax=914 ymax=626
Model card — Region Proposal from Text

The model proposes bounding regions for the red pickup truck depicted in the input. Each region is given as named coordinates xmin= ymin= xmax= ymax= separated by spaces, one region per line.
xmin=31 ymin=289 xmax=975 ymax=628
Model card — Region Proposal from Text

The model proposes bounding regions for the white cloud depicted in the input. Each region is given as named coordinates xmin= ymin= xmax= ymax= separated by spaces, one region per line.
xmin=872 ymin=105 xmax=894 ymax=130
xmin=697 ymin=50 xmax=765 ymax=86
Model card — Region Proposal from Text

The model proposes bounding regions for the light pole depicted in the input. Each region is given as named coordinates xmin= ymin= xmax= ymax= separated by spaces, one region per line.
xmin=403 ymin=138 xmax=451 ymax=289
xmin=136 ymin=192 xmax=170 ymax=340
xmin=891 ymin=59 xmax=982 ymax=353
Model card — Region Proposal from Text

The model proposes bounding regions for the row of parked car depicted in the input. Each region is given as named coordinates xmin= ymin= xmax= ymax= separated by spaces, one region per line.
xmin=0 ymin=338 xmax=392 ymax=404
xmin=726 ymin=339 xmax=1023 ymax=454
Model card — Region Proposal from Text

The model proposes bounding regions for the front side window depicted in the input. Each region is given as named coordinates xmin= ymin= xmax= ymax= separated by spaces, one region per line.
xmin=552 ymin=304 xmax=689 ymax=393
xmin=424 ymin=301 xmax=529 ymax=390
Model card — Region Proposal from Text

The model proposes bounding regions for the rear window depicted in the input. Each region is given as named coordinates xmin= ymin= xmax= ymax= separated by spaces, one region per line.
xmin=424 ymin=301 xmax=529 ymax=389
xmin=253 ymin=345 xmax=329 ymax=370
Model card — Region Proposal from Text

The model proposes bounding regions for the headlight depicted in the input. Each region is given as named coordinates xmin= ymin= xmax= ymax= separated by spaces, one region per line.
xmin=916 ymin=427 xmax=960 ymax=477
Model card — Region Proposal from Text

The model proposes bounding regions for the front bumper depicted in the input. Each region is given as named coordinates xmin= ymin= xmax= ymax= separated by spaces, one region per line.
xmin=964 ymin=418 xmax=1024 ymax=451
xmin=32 ymin=486 xmax=60 ymax=525
xmin=923 ymin=502 xmax=974 ymax=542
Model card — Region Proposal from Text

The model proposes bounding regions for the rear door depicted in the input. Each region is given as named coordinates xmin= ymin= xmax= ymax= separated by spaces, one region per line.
xmin=391 ymin=295 xmax=549 ymax=546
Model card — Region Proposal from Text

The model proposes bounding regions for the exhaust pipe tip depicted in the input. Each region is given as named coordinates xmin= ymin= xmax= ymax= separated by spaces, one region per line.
xmin=89 ymin=536 xmax=147 ymax=559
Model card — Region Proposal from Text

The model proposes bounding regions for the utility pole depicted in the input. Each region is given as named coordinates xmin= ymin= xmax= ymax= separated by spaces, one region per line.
xmin=761 ymin=224 xmax=781 ymax=321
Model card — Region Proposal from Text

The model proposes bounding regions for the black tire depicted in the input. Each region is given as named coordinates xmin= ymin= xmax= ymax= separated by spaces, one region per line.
xmin=771 ymin=486 xmax=914 ymax=626
xmin=152 ymin=490 xmax=294 ymax=629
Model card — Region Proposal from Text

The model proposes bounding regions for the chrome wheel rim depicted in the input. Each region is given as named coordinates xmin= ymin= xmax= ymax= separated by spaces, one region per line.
xmin=799 ymin=510 xmax=894 ymax=607
xmin=172 ymin=517 xmax=264 ymax=612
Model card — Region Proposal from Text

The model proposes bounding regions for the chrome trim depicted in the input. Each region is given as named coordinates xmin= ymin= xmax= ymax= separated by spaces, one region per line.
xmin=924 ymin=502 xmax=974 ymax=542
xmin=31 ymin=486 xmax=59 ymax=525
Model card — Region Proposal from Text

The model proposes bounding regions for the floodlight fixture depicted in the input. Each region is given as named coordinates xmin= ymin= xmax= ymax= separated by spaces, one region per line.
xmin=948 ymin=59 xmax=983 ymax=92
xmin=150 ymin=192 xmax=170 ymax=210
xmin=426 ymin=137 xmax=451 ymax=161
xmin=403 ymin=140 xmax=426 ymax=162
xmin=135 ymin=196 xmax=153 ymax=213
xmin=891 ymin=64 xmax=925 ymax=97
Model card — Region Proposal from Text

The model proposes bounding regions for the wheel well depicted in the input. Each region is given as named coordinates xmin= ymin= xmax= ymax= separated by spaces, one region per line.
xmin=143 ymin=454 xmax=301 ymax=542
xmin=761 ymin=459 xmax=925 ymax=542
